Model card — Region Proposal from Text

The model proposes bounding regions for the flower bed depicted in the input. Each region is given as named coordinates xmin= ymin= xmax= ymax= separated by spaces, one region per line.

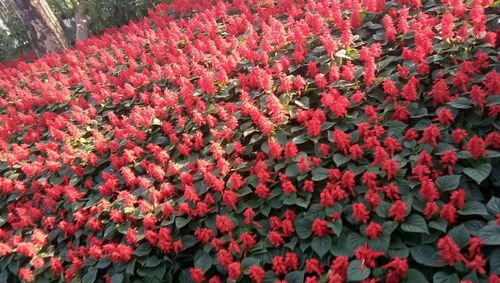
xmin=0 ymin=0 xmax=499 ymax=282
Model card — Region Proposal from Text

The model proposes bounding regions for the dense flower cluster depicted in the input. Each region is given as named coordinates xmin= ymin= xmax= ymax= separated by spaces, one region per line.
xmin=0 ymin=0 xmax=498 ymax=282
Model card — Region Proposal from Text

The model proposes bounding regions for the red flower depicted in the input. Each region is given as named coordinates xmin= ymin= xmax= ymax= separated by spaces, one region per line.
xmin=353 ymin=203 xmax=370 ymax=224
xmin=306 ymin=258 xmax=324 ymax=277
xmin=441 ymin=150 xmax=457 ymax=175
xmin=383 ymin=256 xmax=408 ymax=283
xmin=190 ymin=268 xmax=206 ymax=283
xmin=342 ymin=61 xmax=355 ymax=81
xmin=350 ymin=144 xmax=364 ymax=160
xmin=228 ymin=262 xmax=242 ymax=280
xmin=249 ymin=265 xmax=265 ymax=283
xmin=284 ymin=142 xmax=298 ymax=159
xmin=434 ymin=108 xmax=454 ymax=126
xmin=467 ymin=135 xmax=488 ymax=160
xmin=470 ymin=85 xmax=486 ymax=113
xmin=452 ymin=128 xmax=468 ymax=145
xmin=440 ymin=203 xmax=457 ymax=224
xmin=333 ymin=130 xmax=351 ymax=155
xmin=467 ymin=254 xmax=486 ymax=274
xmin=365 ymin=222 xmax=383 ymax=239
xmin=298 ymin=156 xmax=310 ymax=172
xmin=355 ymin=243 xmax=384 ymax=268
xmin=384 ymin=15 xmax=397 ymax=41
xmin=240 ymin=232 xmax=256 ymax=257
xmin=384 ymin=137 xmax=403 ymax=157
xmin=307 ymin=61 xmax=320 ymax=77
xmin=269 ymin=231 xmax=285 ymax=247
xmin=285 ymin=252 xmax=299 ymax=271
xmin=0 ymin=243 xmax=12 ymax=256
xmin=31 ymin=228 xmax=47 ymax=246
xmin=126 ymin=228 xmax=137 ymax=246
xmin=382 ymin=159 xmax=399 ymax=181
xmin=279 ymin=173 xmax=296 ymax=194
xmin=50 ymin=257 xmax=63 ymax=277
xmin=450 ymin=189 xmax=465 ymax=210
xmin=272 ymin=255 xmax=287 ymax=276
xmin=268 ymin=139 xmax=283 ymax=160
xmin=19 ymin=268 xmax=33 ymax=282
xmin=404 ymin=128 xmax=419 ymax=141
xmin=389 ymin=200 xmax=407 ymax=221
xmin=419 ymin=124 xmax=442 ymax=149
xmin=32 ymin=257 xmax=44 ymax=268
xmin=312 ymin=219 xmax=331 ymax=237
xmin=216 ymin=215 xmax=234 ymax=234
xmin=468 ymin=237 xmax=484 ymax=258
xmin=330 ymin=256 xmax=349 ymax=278
xmin=255 ymin=183 xmax=271 ymax=199
xmin=425 ymin=201 xmax=439 ymax=217
xmin=437 ymin=236 xmax=464 ymax=266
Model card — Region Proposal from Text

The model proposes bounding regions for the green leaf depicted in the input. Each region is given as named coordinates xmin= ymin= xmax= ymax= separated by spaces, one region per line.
xmin=97 ymin=257 xmax=112 ymax=269
xmin=333 ymin=153 xmax=350 ymax=166
xmin=448 ymin=97 xmax=472 ymax=109
xmin=464 ymin=163 xmax=492 ymax=184
xmin=401 ymin=214 xmax=429 ymax=234
xmin=433 ymin=272 xmax=459 ymax=283
xmin=242 ymin=258 xmax=261 ymax=274
xmin=487 ymin=197 xmax=500 ymax=215
xmin=284 ymin=271 xmax=305 ymax=283
xmin=194 ymin=251 xmax=213 ymax=272
xmin=347 ymin=260 xmax=370 ymax=281
xmin=116 ymin=222 xmax=130 ymax=234
xmin=486 ymin=95 xmax=500 ymax=106
xmin=311 ymin=235 xmax=332 ymax=257
xmin=490 ymin=248 xmax=500 ymax=275
xmin=348 ymin=232 xmax=368 ymax=251
xmin=82 ymin=268 xmax=98 ymax=283
xmin=368 ymin=233 xmax=390 ymax=252
xmin=435 ymin=175 xmax=461 ymax=192
xmin=479 ymin=224 xmax=500 ymax=245
xmin=410 ymin=245 xmax=447 ymax=267
xmin=175 ymin=217 xmax=191 ymax=229
xmin=447 ymin=225 xmax=470 ymax=249
xmin=403 ymin=269 xmax=429 ymax=283
xmin=134 ymin=243 xmax=151 ymax=257
xmin=286 ymin=164 xmax=300 ymax=177
xmin=311 ymin=167 xmax=330 ymax=181
xmin=458 ymin=201 xmax=488 ymax=216
xmin=110 ymin=273 xmax=124 ymax=283
xmin=294 ymin=217 xmax=313 ymax=239
xmin=429 ymin=218 xmax=447 ymax=233
xmin=182 ymin=235 xmax=198 ymax=250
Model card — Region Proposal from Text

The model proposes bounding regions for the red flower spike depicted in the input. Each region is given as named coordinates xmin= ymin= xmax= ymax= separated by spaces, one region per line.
xmin=389 ymin=200 xmax=407 ymax=221
xmin=437 ymin=236 xmax=464 ymax=266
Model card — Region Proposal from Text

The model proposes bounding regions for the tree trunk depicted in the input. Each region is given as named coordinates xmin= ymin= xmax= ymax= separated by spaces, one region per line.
xmin=74 ymin=2 xmax=88 ymax=42
xmin=6 ymin=0 xmax=68 ymax=56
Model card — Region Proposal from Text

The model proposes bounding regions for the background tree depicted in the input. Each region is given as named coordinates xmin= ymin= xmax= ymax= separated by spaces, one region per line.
xmin=5 ymin=0 xmax=69 ymax=56
xmin=0 ymin=0 xmax=165 ymax=62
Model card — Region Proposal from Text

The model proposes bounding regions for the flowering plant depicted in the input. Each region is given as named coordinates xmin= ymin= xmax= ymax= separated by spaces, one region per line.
xmin=0 ymin=0 xmax=499 ymax=282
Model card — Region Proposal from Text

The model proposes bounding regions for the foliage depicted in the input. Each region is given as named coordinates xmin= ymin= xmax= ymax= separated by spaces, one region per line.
xmin=0 ymin=0 xmax=499 ymax=282
xmin=0 ymin=2 xmax=32 ymax=63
